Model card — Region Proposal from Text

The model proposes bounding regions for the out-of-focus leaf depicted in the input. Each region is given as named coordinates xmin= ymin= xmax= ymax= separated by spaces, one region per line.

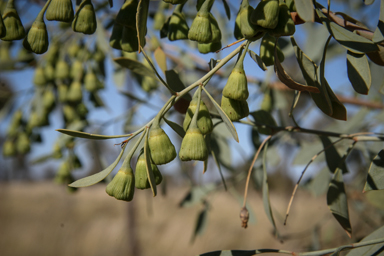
xmin=30 ymin=154 xmax=53 ymax=164
xmin=210 ymin=132 xmax=233 ymax=171
xmin=306 ymin=167 xmax=331 ymax=197
xmin=154 ymin=47 xmax=167 ymax=74
xmin=346 ymin=225 xmax=384 ymax=256
xmin=250 ymin=110 xmax=277 ymax=135
xmin=144 ymin=129 xmax=157 ymax=197
xmin=119 ymin=91 xmax=148 ymax=104
xmin=364 ymin=149 xmax=384 ymax=191
xmin=248 ymin=50 xmax=267 ymax=71
xmin=221 ymin=0 xmax=230 ymax=20
xmin=114 ymin=57 xmax=158 ymax=79
xmin=319 ymin=136 xmax=348 ymax=174
xmin=57 ymin=129 xmax=130 ymax=140
xmin=163 ymin=117 xmax=185 ymax=138
xmin=95 ymin=18 xmax=110 ymax=54
xmin=90 ymin=92 xmax=105 ymax=108
xmin=295 ymin=0 xmax=314 ymax=22
xmin=346 ymin=51 xmax=371 ymax=95
xmin=165 ymin=69 xmax=192 ymax=101
xmin=69 ymin=145 xmax=126 ymax=187
xmin=316 ymin=10 xmax=379 ymax=54
xmin=136 ymin=0 xmax=149 ymax=52
xmin=364 ymin=0 xmax=376 ymax=5
xmin=202 ymin=86 xmax=239 ymax=142
xmin=160 ymin=16 xmax=170 ymax=38
xmin=327 ymin=168 xmax=352 ymax=238
xmin=179 ymin=184 xmax=216 ymax=208
xmin=334 ymin=12 xmax=370 ymax=30
xmin=191 ymin=206 xmax=209 ymax=243
xmin=366 ymin=190 xmax=384 ymax=210
xmin=323 ymin=78 xmax=347 ymax=120
xmin=373 ymin=0 xmax=384 ymax=43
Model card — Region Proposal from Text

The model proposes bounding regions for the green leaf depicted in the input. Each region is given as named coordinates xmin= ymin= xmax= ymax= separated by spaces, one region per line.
xmin=136 ymin=0 xmax=149 ymax=52
xmin=154 ymin=47 xmax=167 ymax=74
xmin=202 ymin=86 xmax=239 ymax=143
xmin=364 ymin=0 xmax=376 ymax=5
xmin=295 ymin=0 xmax=314 ymax=22
xmin=346 ymin=225 xmax=384 ymax=256
xmin=119 ymin=91 xmax=148 ymax=104
xmin=373 ymin=0 xmax=384 ymax=43
xmin=163 ymin=117 xmax=185 ymax=138
xmin=210 ymin=146 xmax=227 ymax=190
xmin=179 ymin=184 xmax=216 ymax=208
xmin=316 ymin=9 xmax=379 ymax=54
xmin=306 ymin=167 xmax=331 ymax=197
xmin=90 ymin=92 xmax=105 ymax=108
xmin=191 ymin=206 xmax=209 ymax=243
xmin=327 ymin=168 xmax=352 ymax=238
xmin=165 ymin=69 xmax=192 ymax=101
xmin=114 ymin=57 xmax=158 ymax=79
xmin=56 ymin=129 xmax=130 ymax=140
xmin=248 ymin=49 xmax=267 ymax=71
xmin=319 ymin=136 xmax=348 ymax=174
xmin=323 ymin=78 xmax=347 ymax=120
xmin=144 ymin=129 xmax=157 ymax=197
xmin=69 ymin=146 xmax=127 ymax=187
xmin=221 ymin=0 xmax=230 ymax=20
xmin=250 ymin=110 xmax=277 ymax=135
xmin=364 ymin=149 xmax=384 ymax=191
xmin=346 ymin=50 xmax=371 ymax=95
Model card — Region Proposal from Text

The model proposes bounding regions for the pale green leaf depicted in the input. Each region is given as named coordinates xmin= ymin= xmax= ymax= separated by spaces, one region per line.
xmin=136 ymin=0 xmax=149 ymax=52
xmin=56 ymin=129 xmax=130 ymax=140
xmin=248 ymin=49 xmax=267 ymax=71
xmin=114 ymin=57 xmax=158 ymax=79
xmin=154 ymin=47 xmax=167 ymax=74
xmin=373 ymin=0 xmax=384 ymax=43
xmin=320 ymin=136 xmax=348 ymax=174
xmin=306 ymin=167 xmax=331 ymax=197
xmin=295 ymin=0 xmax=314 ymax=22
xmin=347 ymin=50 xmax=371 ymax=95
xmin=163 ymin=117 xmax=185 ymax=138
xmin=144 ymin=129 xmax=157 ymax=197
xmin=364 ymin=149 xmax=384 ymax=191
xmin=346 ymin=225 xmax=384 ymax=256
xmin=221 ymin=0 xmax=230 ymax=20
xmin=250 ymin=110 xmax=277 ymax=135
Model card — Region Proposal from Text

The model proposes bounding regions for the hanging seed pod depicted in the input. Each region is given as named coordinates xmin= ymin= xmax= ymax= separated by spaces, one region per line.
xmin=141 ymin=75 xmax=158 ymax=92
xmin=1 ymin=0 xmax=25 ymax=41
xmin=67 ymin=80 xmax=82 ymax=102
xmin=183 ymin=90 xmax=213 ymax=134
xmin=0 ymin=42 xmax=11 ymax=61
xmin=72 ymin=0 xmax=97 ymax=35
xmin=54 ymin=162 xmax=70 ymax=184
xmin=46 ymin=0 xmax=74 ymax=22
xmin=26 ymin=111 xmax=39 ymax=132
xmin=259 ymin=33 xmax=284 ymax=66
xmin=38 ymin=109 xmax=50 ymax=127
xmin=16 ymin=132 xmax=30 ymax=154
xmin=109 ymin=22 xmax=123 ymax=50
xmin=121 ymin=26 xmax=140 ymax=52
xmin=221 ymin=95 xmax=249 ymax=121
xmin=209 ymin=13 xmax=221 ymax=42
xmin=55 ymin=60 xmax=70 ymax=80
xmin=188 ymin=0 xmax=211 ymax=43
xmin=45 ymin=42 xmax=59 ymax=64
xmin=33 ymin=66 xmax=47 ymax=87
xmin=285 ymin=0 xmax=296 ymax=12
xmin=43 ymin=87 xmax=56 ymax=112
xmin=0 ymin=12 xmax=6 ymax=38
xmin=7 ymin=110 xmax=22 ymax=136
xmin=179 ymin=126 xmax=208 ymax=161
xmin=57 ymin=83 xmax=68 ymax=102
xmin=17 ymin=46 xmax=34 ymax=63
xmin=135 ymin=149 xmax=163 ymax=189
xmin=148 ymin=122 xmax=176 ymax=165
xmin=163 ymin=0 xmax=187 ymax=4
xmin=44 ymin=63 xmax=55 ymax=82
xmin=77 ymin=102 xmax=88 ymax=119
xmin=261 ymin=91 xmax=273 ymax=112
xmin=115 ymin=0 xmax=138 ymax=29
xmin=70 ymin=59 xmax=84 ymax=80
xmin=239 ymin=0 xmax=261 ymax=39
xmin=106 ymin=162 xmax=135 ymax=202
xmin=76 ymin=46 xmax=91 ymax=61
xmin=251 ymin=0 xmax=280 ymax=29
xmin=2 ymin=139 xmax=16 ymax=157
xmin=168 ymin=4 xmax=189 ymax=41
xmin=197 ymin=41 xmax=221 ymax=54
xmin=269 ymin=3 xmax=295 ymax=37
xmin=52 ymin=143 xmax=63 ymax=159
xmin=68 ymin=42 xmax=81 ymax=58
xmin=63 ymin=104 xmax=79 ymax=123
xmin=92 ymin=46 xmax=105 ymax=63
xmin=23 ymin=15 xmax=49 ymax=54
xmin=84 ymin=69 xmax=99 ymax=92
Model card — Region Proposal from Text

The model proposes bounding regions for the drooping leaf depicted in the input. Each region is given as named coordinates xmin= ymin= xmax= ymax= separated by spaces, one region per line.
xmin=250 ymin=110 xmax=277 ymax=135
xmin=144 ymin=129 xmax=157 ymax=197
xmin=179 ymin=184 xmax=216 ymax=208
xmin=327 ymin=168 xmax=352 ymax=238
xmin=248 ymin=49 xmax=267 ymax=71
xmin=57 ymin=129 xmax=130 ymax=140
xmin=295 ymin=0 xmax=314 ymax=22
xmin=191 ymin=206 xmax=209 ymax=243
xmin=319 ymin=136 xmax=348 ymax=174
xmin=373 ymin=0 xmax=384 ymax=43
xmin=364 ymin=149 xmax=384 ymax=191
xmin=346 ymin=50 xmax=371 ymax=95
xmin=163 ymin=117 xmax=185 ymax=138
xmin=154 ymin=47 xmax=167 ymax=74
xmin=346 ymin=224 xmax=384 ymax=256
xmin=136 ymin=0 xmax=150 ymax=52
xmin=165 ymin=69 xmax=192 ymax=101
xmin=221 ymin=0 xmax=230 ymax=20
xmin=210 ymin=145 xmax=227 ymax=190
xmin=306 ymin=167 xmax=331 ymax=197
xmin=114 ymin=57 xmax=158 ymax=79
xmin=202 ymin=86 xmax=239 ymax=143
xmin=69 ymin=145 xmax=127 ymax=187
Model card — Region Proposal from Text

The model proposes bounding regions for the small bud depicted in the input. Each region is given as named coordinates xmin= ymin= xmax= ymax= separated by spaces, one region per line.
xmin=148 ymin=124 xmax=177 ymax=165
xmin=222 ymin=64 xmax=249 ymax=101
xmin=72 ymin=0 xmax=97 ymax=35
xmin=84 ymin=69 xmax=100 ymax=92
xmin=115 ymin=0 xmax=138 ymax=29
xmin=16 ymin=132 xmax=30 ymax=154
xmin=42 ymin=86 xmax=56 ymax=112
xmin=168 ymin=5 xmax=189 ymax=41
xmin=46 ymin=0 xmax=75 ymax=22
xmin=251 ymin=0 xmax=280 ymax=29
xmin=23 ymin=19 xmax=49 ymax=54
xmin=1 ymin=0 xmax=25 ymax=41
xmin=183 ymin=90 xmax=213 ymax=135
xmin=179 ymin=127 xmax=208 ymax=161
xmin=2 ymin=139 xmax=16 ymax=157
xmin=240 ymin=206 xmax=249 ymax=228
xmin=268 ymin=3 xmax=295 ymax=37
xmin=220 ymin=95 xmax=249 ymax=121
xmin=188 ymin=9 xmax=211 ymax=43
xmin=55 ymin=60 xmax=70 ymax=80
xmin=259 ymin=33 xmax=284 ymax=66
xmin=106 ymin=166 xmax=135 ymax=202
xmin=135 ymin=149 xmax=163 ymax=189
xmin=70 ymin=60 xmax=84 ymax=80
xmin=33 ymin=66 xmax=47 ymax=87
xmin=44 ymin=63 xmax=55 ymax=82
xmin=67 ymin=81 xmax=83 ymax=102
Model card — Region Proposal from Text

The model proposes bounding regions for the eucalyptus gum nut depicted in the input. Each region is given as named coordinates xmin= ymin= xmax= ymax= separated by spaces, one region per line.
xmin=269 ymin=3 xmax=295 ymax=37
xmin=168 ymin=12 xmax=189 ymax=41
xmin=197 ymin=41 xmax=221 ymax=54
xmin=16 ymin=132 xmax=30 ymax=154
xmin=45 ymin=43 xmax=59 ymax=64
xmin=285 ymin=0 xmax=296 ymax=12
xmin=70 ymin=60 xmax=84 ymax=80
xmin=109 ymin=23 xmax=123 ymax=50
xmin=67 ymin=81 xmax=83 ymax=102
xmin=57 ymin=84 xmax=68 ymax=102
xmin=222 ymin=67 xmax=249 ymax=101
xmin=121 ymin=26 xmax=140 ymax=52
xmin=55 ymin=60 xmax=70 ymax=80
xmin=52 ymin=143 xmax=62 ymax=159
xmin=76 ymin=102 xmax=88 ymax=119
xmin=26 ymin=112 xmax=39 ymax=132
xmin=135 ymin=151 xmax=163 ymax=189
xmin=148 ymin=126 xmax=177 ymax=165
xmin=251 ymin=0 xmax=280 ymax=29
xmin=43 ymin=88 xmax=56 ymax=112
xmin=68 ymin=43 xmax=80 ymax=58
xmin=209 ymin=13 xmax=221 ymax=42
xmin=33 ymin=66 xmax=47 ymax=86
xmin=239 ymin=5 xmax=260 ymax=39
xmin=163 ymin=0 xmax=187 ymax=4
xmin=63 ymin=104 xmax=78 ymax=122
xmin=183 ymin=100 xmax=213 ymax=134
xmin=84 ymin=70 xmax=98 ymax=92
xmin=261 ymin=92 xmax=272 ymax=112
xmin=220 ymin=95 xmax=249 ymax=121
xmin=0 ymin=13 xmax=6 ymax=38
xmin=234 ymin=11 xmax=242 ymax=40
xmin=116 ymin=0 xmax=138 ymax=29
xmin=259 ymin=33 xmax=284 ymax=66
xmin=7 ymin=110 xmax=22 ymax=136
xmin=2 ymin=139 xmax=16 ymax=157
xmin=188 ymin=11 xmax=212 ymax=43
xmin=141 ymin=76 xmax=158 ymax=92
xmin=179 ymin=127 xmax=208 ymax=161
xmin=23 ymin=20 xmax=49 ymax=54
xmin=1 ymin=0 xmax=25 ymax=41
xmin=72 ymin=0 xmax=97 ymax=35
xmin=106 ymin=167 xmax=135 ymax=202
xmin=46 ymin=0 xmax=74 ymax=22
xmin=44 ymin=64 xmax=55 ymax=82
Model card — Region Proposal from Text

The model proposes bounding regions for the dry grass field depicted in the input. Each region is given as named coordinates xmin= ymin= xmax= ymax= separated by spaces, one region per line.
xmin=0 ymin=181 xmax=381 ymax=256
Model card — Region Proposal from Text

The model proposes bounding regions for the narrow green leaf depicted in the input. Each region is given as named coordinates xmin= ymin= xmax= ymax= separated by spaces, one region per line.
xmin=295 ymin=0 xmax=314 ymax=22
xmin=248 ymin=49 xmax=267 ymax=71
xmin=202 ymin=86 xmax=239 ymax=143
xmin=90 ymin=92 xmax=105 ymax=108
xmin=250 ymin=110 xmax=277 ymax=135
xmin=56 ymin=129 xmax=130 ymax=140
xmin=211 ymin=148 xmax=227 ymax=190
xmin=154 ymin=47 xmax=167 ymax=74
xmin=144 ymin=129 xmax=157 ymax=197
xmin=191 ymin=207 xmax=208 ymax=243
xmin=136 ymin=0 xmax=150 ymax=52
xmin=316 ymin=9 xmax=379 ymax=54
xmin=30 ymin=154 xmax=53 ymax=164
xmin=346 ymin=50 xmax=371 ymax=95
xmin=373 ymin=0 xmax=384 ymax=43
xmin=327 ymin=168 xmax=352 ymax=238
xmin=221 ymin=0 xmax=230 ymax=20
xmin=114 ymin=57 xmax=158 ymax=79
xmin=323 ymin=79 xmax=347 ymax=120
xmin=165 ymin=69 xmax=192 ymax=101
xmin=364 ymin=149 xmax=384 ymax=192
xmin=346 ymin=225 xmax=384 ymax=256
xmin=179 ymin=184 xmax=216 ymax=208
xmin=69 ymin=146 xmax=127 ymax=187
xmin=163 ymin=117 xmax=185 ymax=138
xmin=319 ymin=136 xmax=348 ymax=174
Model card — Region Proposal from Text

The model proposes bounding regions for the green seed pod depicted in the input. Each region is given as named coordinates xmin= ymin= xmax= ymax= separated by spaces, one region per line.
xmin=67 ymin=81 xmax=82 ymax=102
xmin=76 ymin=46 xmax=91 ymax=61
xmin=251 ymin=0 xmax=280 ymax=29
xmin=197 ymin=41 xmax=222 ymax=54
xmin=220 ymin=95 xmax=249 ymax=121
xmin=92 ymin=46 xmax=105 ymax=62
xmin=55 ymin=60 xmax=70 ymax=80
xmin=2 ymin=139 xmax=16 ymax=157
xmin=16 ymin=132 xmax=30 ymax=154
xmin=269 ymin=3 xmax=295 ymax=37
xmin=188 ymin=1 xmax=211 ymax=43
xmin=45 ymin=42 xmax=60 ymax=64
xmin=0 ymin=42 xmax=11 ymax=61
xmin=7 ymin=110 xmax=22 ymax=136
xmin=121 ymin=26 xmax=139 ymax=52
xmin=148 ymin=124 xmax=176 ymax=165
xmin=0 ymin=12 xmax=6 ymax=38
xmin=239 ymin=0 xmax=261 ymax=39
xmin=179 ymin=127 xmax=208 ymax=161
xmin=76 ymin=102 xmax=88 ymax=119
xmin=17 ymin=45 xmax=34 ymax=63
xmin=67 ymin=41 xmax=81 ymax=58
xmin=285 ymin=0 xmax=296 ymax=12
xmin=109 ymin=22 xmax=123 ymax=50
xmin=261 ymin=91 xmax=273 ymax=112
xmin=33 ymin=66 xmax=47 ymax=87
xmin=259 ymin=33 xmax=284 ymax=66
xmin=84 ymin=69 xmax=99 ymax=92
xmin=52 ymin=143 xmax=63 ymax=159
xmin=54 ymin=162 xmax=70 ymax=184
xmin=106 ymin=165 xmax=135 ymax=202
xmin=1 ymin=0 xmax=26 ymax=41
xmin=26 ymin=111 xmax=39 ymax=132
xmin=23 ymin=18 xmax=49 ymax=54
xmin=183 ymin=91 xmax=213 ymax=134
xmin=168 ymin=4 xmax=189 ymax=41
xmin=135 ymin=149 xmax=163 ymax=189
xmin=43 ymin=87 xmax=56 ymax=112
xmin=46 ymin=0 xmax=75 ymax=22
xmin=70 ymin=59 xmax=84 ymax=80
xmin=234 ymin=10 xmax=242 ymax=40
xmin=209 ymin=13 xmax=221 ymax=42
xmin=163 ymin=0 xmax=187 ymax=4
xmin=63 ymin=104 xmax=79 ymax=123
xmin=38 ymin=109 xmax=50 ymax=127
xmin=57 ymin=83 xmax=68 ymax=102
xmin=44 ymin=63 xmax=55 ymax=82
xmin=115 ymin=0 xmax=138 ymax=29
xmin=72 ymin=0 xmax=97 ymax=35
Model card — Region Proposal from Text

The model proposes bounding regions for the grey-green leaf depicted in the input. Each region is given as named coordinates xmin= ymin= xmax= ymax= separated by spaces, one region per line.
xmin=250 ymin=110 xmax=277 ymax=135
xmin=248 ymin=49 xmax=267 ymax=71
xmin=364 ymin=149 xmax=384 ymax=192
xmin=56 ymin=129 xmax=130 ymax=140
xmin=346 ymin=50 xmax=371 ymax=95
xmin=165 ymin=69 xmax=192 ymax=101
xmin=136 ymin=0 xmax=150 ymax=52
xmin=114 ymin=57 xmax=158 ymax=79
xmin=320 ymin=136 xmax=348 ymax=174
xmin=373 ymin=0 xmax=384 ymax=43
xmin=346 ymin=225 xmax=384 ymax=256
xmin=144 ymin=129 xmax=157 ymax=196
xmin=179 ymin=184 xmax=216 ymax=208
xmin=221 ymin=0 xmax=231 ymax=20
xmin=191 ymin=207 xmax=208 ymax=243
xmin=327 ymin=168 xmax=352 ymax=238
xmin=164 ymin=117 xmax=185 ymax=138
xmin=295 ymin=0 xmax=314 ymax=22
xmin=69 ymin=146 xmax=127 ymax=187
